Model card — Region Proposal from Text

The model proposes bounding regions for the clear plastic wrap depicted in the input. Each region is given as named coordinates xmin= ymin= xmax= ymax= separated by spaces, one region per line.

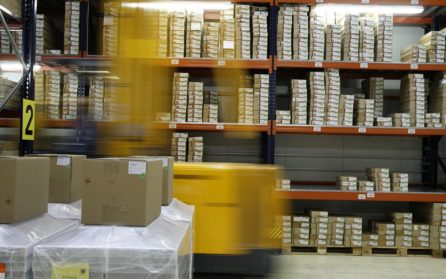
xmin=33 ymin=215 xmax=191 ymax=279
xmin=161 ymin=198 xmax=195 ymax=279
xmin=0 ymin=215 xmax=79 ymax=279
xmin=47 ymin=200 xmax=82 ymax=221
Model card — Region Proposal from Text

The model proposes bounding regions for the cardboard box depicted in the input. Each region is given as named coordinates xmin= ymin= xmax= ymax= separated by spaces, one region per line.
xmin=0 ymin=157 xmax=49 ymax=223
xmin=82 ymin=158 xmax=162 ymax=226
xmin=31 ymin=154 xmax=85 ymax=203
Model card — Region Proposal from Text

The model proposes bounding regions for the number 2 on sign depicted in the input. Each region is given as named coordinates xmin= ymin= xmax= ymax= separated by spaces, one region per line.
xmin=22 ymin=99 xmax=35 ymax=141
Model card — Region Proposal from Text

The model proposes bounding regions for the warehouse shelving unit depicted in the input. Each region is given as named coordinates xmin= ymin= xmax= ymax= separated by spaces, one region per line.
xmin=5 ymin=0 xmax=445 ymax=197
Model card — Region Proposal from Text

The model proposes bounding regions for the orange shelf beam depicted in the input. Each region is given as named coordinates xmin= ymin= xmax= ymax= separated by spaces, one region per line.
xmin=232 ymin=0 xmax=273 ymax=4
xmin=155 ymin=122 xmax=269 ymax=132
xmin=274 ymin=125 xmax=446 ymax=136
xmin=0 ymin=54 xmax=20 ymax=61
xmin=152 ymin=58 xmax=271 ymax=70
xmin=276 ymin=59 xmax=446 ymax=72
xmin=0 ymin=118 xmax=19 ymax=127
xmin=275 ymin=190 xmax=446 ymax=202
xmin=276 ymin=0 xmax=446 ymax=5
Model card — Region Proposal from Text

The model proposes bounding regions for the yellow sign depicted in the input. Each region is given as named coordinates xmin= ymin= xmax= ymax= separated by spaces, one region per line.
xmin=21 ymin=99 xmax=35 ymax=141
xmin=51 ymin=263 xmax=89 ymax=279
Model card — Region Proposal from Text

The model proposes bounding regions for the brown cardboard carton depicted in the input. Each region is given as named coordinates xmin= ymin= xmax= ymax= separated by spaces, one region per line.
xmin=32 ymin=154 xmax=85 ymax=203
xmin=131 ymin=156 xmax=173 ymax=205
xmin=0 ymin=157 xmax=49 ymax=223
xmin=82 ymin=158 xmax=162 ymax=226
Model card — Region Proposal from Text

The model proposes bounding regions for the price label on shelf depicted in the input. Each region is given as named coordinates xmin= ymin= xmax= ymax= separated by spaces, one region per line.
xmin=313 ymin=126 xmax=322 ymax=132
xmin=218 ymin=60 xmax=226 ymax=66
xmin=410 ymin=63 xmax=418 ymax=70
xmin=171 ymin=59 xmax=179 ymax=65
xmin=360 ymin=62 xmax=368 ymax=69
xmin=408 ymin=128 xmax=416 ymax=134
xmin=358 ymin=127 xmax=367 ymax=133
xmin=315 ymin=61 xmax=323 ymax=68
xmin=411 ymin=0 xmax=419 ymax=5
xmin=362 ymin=0 xmax=369 ymax=3
xmin=169 ymin=122 xmax=177 ymax=129
xmin=367 ymin=192 xmax=375 ymax=198
xmin=216 ymin=123 xmax=224 ymax=130
xmin=316 ymin=0 xmax=323 ymax=3
xmin=357 ymin=194 xmax=366 ymax=200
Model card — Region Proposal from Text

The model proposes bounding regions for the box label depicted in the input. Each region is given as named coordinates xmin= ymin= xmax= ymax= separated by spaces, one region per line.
xmin=408 ymin=128 xmax=416 ymax=134
xmin=162 ymin=158 xmax=168 ymax=167
xmin=223 ymin=41 xmax=234 ymax=49
xmin=169 ymin=122 xmax=177 ymax=129
xmin=104 ymin=16 xmax=113 ymax=26
xmin=358 ymin=127 xmax=367 ymax=133
xmin=410 ymin=63 xmax=418 ymax=70
xmin=315 ymin=61 xmax=323 ymax=68
xmin=362 ymin=0 xmax=369 ymax=3
xmin=313 ymin=126 xmax=321 ymax=132
xmin=52 ymin=263 xmax=89 ymax=279
xmin=360 ymin=62 xmax=368 ymax=69
xmin=171 ymin=59 xmax=179 ymax=65
xmin=411 ymin=0 xmax=419 ymax=4
xmin=57 ymin=156 xmax=71 ymax=166
xmin=358 ymin=194 xmax=366 ymax=200
xmin=218 ymin=60 xmax=226 ymax=66
xmin=128 ymin=161 xmax=147 ymax=175
xmin=366 ymin=192 xmax=375 ymax=198
xmin=216 ymin=123 xmax=224 ymax=130
xmin=191 ymin=22 xmax=201 ymax=31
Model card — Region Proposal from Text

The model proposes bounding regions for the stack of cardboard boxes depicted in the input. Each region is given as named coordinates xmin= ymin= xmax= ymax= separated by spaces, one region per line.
xmin=328 ymin=217 xmax=345 ymax=247
xmin=358 ymin=180 xmax=375 ymax=192
xmin=367 ymin=168 xmax=391 ymax=192
xmin=252 ymin=8 xmax=268 ymax=59
xmin=413 ymin=224 xmax=431 ymax=248
xmin=64 ymin=0 xmax=80 ymax=55
xmin=336 ymin=176 xmax=357 ymax=191
xmin=362 ymin=77 xmax=384 ymax=118
xmin=172 ymin=132 xmax=188 ymax=162
xmin=0 ymin=29 xmax=9 ymax=53
xmin=362 ymin=233 xmax=379 ymax=247
xmin=187 ymin=82 xmax=204 ymax=122
xmin=277 ymin=7 xmax=293 ymax=60
xmin=172 ymin=72 xmax=189 ymax=122
xmin=429 ymin=73 xmax=446 ymax=124
xmin=354 ymin=99 xmax=375 ymax=127
xmin=419 ymin=31 xmax=445 ymax=63
xmin=254 ymin=74 xmax=269 ymax=124
xmin=203 ymin=22 xmax=220 ymax=58
xmin=188 ymin=136 xmax=204 ymax=162
xmin=0 ymin=77 xmax=19 ymax=111
xmin=203 ymin=91 xmax=219 ymax=123
xmin=400 ymin=44 xmax=426 ymax=63
xmin=36 ymin=14 xmax=54 ymax=59
xmin=375 ymin=117 xmax=393 ymax=127
xmin=392 ymin=113 xmax=411 ymax=127
xmin=309 ymin=72 xmax=325 ymax=125
xmin=291 ymin=79 xmax=308 ymax=125
xmin=310 ymin=211 xmax=328 ymax=247
xmin=45 ymin=71 xmax=61 ymax=119
xmin=338 ymin=95 xmax=355 ymax=126
xmin=89 ymin=78 xmax=105 ymax=121
xmin=276 ymin=110 xmax=291 ymax=124
xmin=220 ymin=9 xmax=235 ymax=58
xmin=186 ymin=11 xmax=203 ymax=58
xmin=415 ymin=203 xmax=446 ymax=250
xmin=102 ymin=1 xmax=120 ymax=56
xmin=238 ymin=88 xmax=254 ymax=124
xmin=293 ymin=216 xmax=311 ymax=246
xmin=35 ymin=71 xmax=45 ymax=117
xmin=345 ymin=217 xmax=363 ymax=247
xmin=374 ymin=14 xmax=393 ymax=62
xmin=391 ymin=172 xmax=409 ymax=192
xmin=425 ymin=113 xmax=442 ymax=128
xmin=393 ymin=212 xmax=413 ymax=248
xmin=235 ymin=4 xmax=251 ymax=59
xmin=375 ymin=222 xmax=395 ymax=247
xmin=169 ymin=11 xmax=186 ymax=58
xmin=61 ymin=74 xmax=78 ymax=120
xmin=325 ymin=24 xmax=342 ymax=61
xmin=292 ymin=5 xmax=309 ymax=60
xmin=324 ymin=69 xmax=341 ymax=126
xmin=309 ymin=10 xmax=325 ymax=61
xmin=340 ymin=14 xmax=360 ymax=61
xmin=282 ymin=216 xmax=293 ymax=246
xmin=401 ymin=74 xmax=426 ymax=127
xmin=359 ymin=17 xmax=375 ymax=62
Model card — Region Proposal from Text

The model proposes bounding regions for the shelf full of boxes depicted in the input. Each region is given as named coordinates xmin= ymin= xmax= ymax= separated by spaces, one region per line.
xmin=3 ymin=0 xmax=446 ymax=257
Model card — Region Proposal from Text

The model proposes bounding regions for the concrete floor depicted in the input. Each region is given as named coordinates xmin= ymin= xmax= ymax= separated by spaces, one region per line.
xmin=268 ymin=255 xmax=446 ymax=279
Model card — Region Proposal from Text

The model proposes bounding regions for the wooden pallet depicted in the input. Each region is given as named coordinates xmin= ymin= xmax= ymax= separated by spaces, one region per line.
xmin=283 ymin=245 xmax=361 ymax=256
xmin=362 ymin=246 xmax=445 ymax=258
